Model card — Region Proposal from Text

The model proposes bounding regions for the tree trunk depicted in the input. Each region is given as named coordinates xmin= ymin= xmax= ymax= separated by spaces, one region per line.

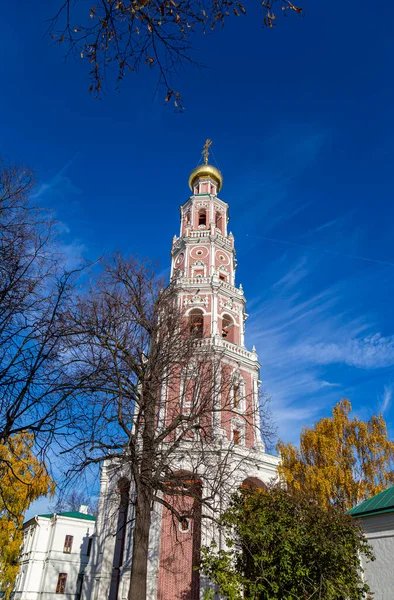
xmin=128 ymin=485 xmax=153 ymax=600
xmin=128 ymin=385 xmax=156 ymax=600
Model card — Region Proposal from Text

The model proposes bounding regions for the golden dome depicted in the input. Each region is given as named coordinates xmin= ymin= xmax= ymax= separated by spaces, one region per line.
xmin=188 ymin=164 xmax=223 ymax=193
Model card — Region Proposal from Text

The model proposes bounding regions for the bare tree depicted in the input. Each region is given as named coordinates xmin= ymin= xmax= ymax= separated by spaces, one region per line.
xmin=49 ymin=489 xmax=98 ymax=515
xmin=62 ymin=253 xmax=274 ymax=600
xmin=50 ymin=0 xmax=302 ymax=107
xmin=0 ymin=157 xmax=85 ymax=454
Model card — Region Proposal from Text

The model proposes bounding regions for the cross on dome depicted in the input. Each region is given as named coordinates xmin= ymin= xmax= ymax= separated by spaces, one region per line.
xmin=188 ymin=139 xmax=223 ymax=192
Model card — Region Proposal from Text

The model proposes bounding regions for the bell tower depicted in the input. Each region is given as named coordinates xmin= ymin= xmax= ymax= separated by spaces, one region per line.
xmin=82 ymin=144 xmax=279 ymax=600
xmin=169 ymin=141 xmax=261 ymax=446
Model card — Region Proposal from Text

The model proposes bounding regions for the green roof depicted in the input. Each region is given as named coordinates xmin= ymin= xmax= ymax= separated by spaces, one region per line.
xmin=38 ymin=511 xmax=96 ymax=521
xmin=349 ymin=485 xmax=394 ymax=519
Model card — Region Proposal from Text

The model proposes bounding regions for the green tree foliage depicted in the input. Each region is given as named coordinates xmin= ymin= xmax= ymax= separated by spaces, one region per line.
xmin=278 ymin=399 xmax=394 ymax=511
xmin=201 ymin=486 xmax=374 ymax=600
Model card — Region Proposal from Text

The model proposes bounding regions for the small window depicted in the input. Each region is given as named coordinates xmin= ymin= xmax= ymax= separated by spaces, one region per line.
xmin=63 ymin=535 xmax=73 ymax=553
xmin=56 ymin=573 xmax=67 ymax=594
xmin=198 ymin=210 xmax=207 ymax=227
xmin=222 ymin=314 xmax=235 ymax=342
xmin=87 ymin=537 xmax=93 ymax=557
xmin=233 ymin=429 xmax=240 ymax=445
xmin=179 ymin=517 xmax=190 ymax=532
xmin=189 ymin=309 xmax=204 ymax=338
xmin=233 ymin=385 xmax=240 ymax=409
xmin=219 ymin=273 xmax=226 ymax=282
xmin=215 ymin=212 xmax=222 ymax=232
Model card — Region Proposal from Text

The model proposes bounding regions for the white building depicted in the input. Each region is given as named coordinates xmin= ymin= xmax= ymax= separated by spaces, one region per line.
xmin=350 ymin=485 xmax=394 ymax=600
xmin=12 ymin=506 xmax=96 ymax=600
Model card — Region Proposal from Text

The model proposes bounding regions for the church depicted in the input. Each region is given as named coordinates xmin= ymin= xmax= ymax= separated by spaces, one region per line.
xmin=82 ymin=144 xmax=279 ymax=600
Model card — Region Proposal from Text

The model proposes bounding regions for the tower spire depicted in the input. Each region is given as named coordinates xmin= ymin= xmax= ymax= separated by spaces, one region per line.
xmin=202 ymin=139 xmax=212 ymax=165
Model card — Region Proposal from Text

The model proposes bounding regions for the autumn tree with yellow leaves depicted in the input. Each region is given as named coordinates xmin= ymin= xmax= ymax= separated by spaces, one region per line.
xmin=277 ymin=399 xmax=394 ymax=511
xmin=0 ymin=433 xmax=54 ymax=599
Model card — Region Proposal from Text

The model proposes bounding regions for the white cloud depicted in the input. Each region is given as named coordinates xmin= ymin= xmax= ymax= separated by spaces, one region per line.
xmin=32 ymin=155 xmax=81 ymax=203
xmin=60 ymin=240 xmax=87 ymax=270
xmin=312 ymin=219 xmax=339 ymax=233
xmin=380 ymin=384 xmax=393 ymax=414
xmin=244 ymin=249 xmax=394 ymax=444
xmin=235 ymin=127 xmax=327 ymax=235
xmin=296 ymin=334 xmax=394 ymax=369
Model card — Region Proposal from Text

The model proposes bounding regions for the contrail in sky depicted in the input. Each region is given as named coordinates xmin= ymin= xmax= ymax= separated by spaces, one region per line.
xmin=246 ymin=234 xmax=394 ymax=268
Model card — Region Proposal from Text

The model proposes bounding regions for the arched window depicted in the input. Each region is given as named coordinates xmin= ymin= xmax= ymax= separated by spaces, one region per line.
xmin=222 ymin=314 xmax=235 ymax=342
xmin=179 ymin=516 xmax=190 ymax=532
xmin=231 ymin=374 xmax=245 ymax=412
xmin=231 ymin=418 xmax=245 ymax=446
xmin=198 ymin=210 xmax=207 ymax=227
xmin=233 ymin=429 xmax=241 ymax=445
xmin=189 ymin=309 xmax=204 ymax=338
xmin=233 ymin=383 xmax=240 ymax=409
xmin=215 ymin=211 xmax=222 ymax=233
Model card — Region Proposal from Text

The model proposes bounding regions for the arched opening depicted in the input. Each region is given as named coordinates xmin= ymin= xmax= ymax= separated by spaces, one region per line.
xmin=108 ymin=477 xmax=130 ymax=600
xmin=189 ymin=309 xmax=204 ymax=338
xmin=198 ymin=210 xmax=207 ymax=227
xmin=221 ymin=314 xmax=235 ymax=343
xmin=242 ymin=477 xmax=267 ymax=490
xmin=215 ymin=211 xmax=223 ymax=233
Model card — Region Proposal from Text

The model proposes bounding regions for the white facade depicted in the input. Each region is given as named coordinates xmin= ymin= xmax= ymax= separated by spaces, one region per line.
xmin=13 ymin=507 xmax=95 ymax=600
xmin=82 ymin=446 xmax=279 ymax=600
xmin=357 ymin=512 xmax=394 ymax=600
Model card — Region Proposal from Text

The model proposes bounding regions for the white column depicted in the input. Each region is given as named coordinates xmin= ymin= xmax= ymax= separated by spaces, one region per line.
xmin=209 ymin=196 xmax=214 ymax=225
xmin=184 ymin=243 xmax=189 ymax=277
xmin=253 ymin=377 xmax=264 ymax=449
xmin=212 ymin=291 xmax=218 ymax=337
xmin=239 ymin=304 xmax=245 ymax=347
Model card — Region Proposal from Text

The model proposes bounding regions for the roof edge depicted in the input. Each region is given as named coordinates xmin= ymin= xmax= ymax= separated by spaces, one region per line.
xmin=351 ymin=505 xmax=394 ymax=519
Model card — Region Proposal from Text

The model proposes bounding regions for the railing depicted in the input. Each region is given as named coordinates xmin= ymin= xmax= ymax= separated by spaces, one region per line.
xmin=182 ymin=229 xmax=233 ymax=249
xmin=219 ymin=279 xmax=242 ymax=295
xmin=179 ymin=276 xmax=211 ymax=285
xmin=193 ymin=337 xmax=257 ymax=361
xmin=176 ymin=276 xmax=243 ymax=297
xmin=189 ymin=230 xmax=210 ymax=239
xmin=216 ymin=231 xmax=233 ymax=248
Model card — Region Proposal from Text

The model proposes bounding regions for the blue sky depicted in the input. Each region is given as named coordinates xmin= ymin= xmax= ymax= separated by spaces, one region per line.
xmin=3 ymin=0 xmax=394 ymax=480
